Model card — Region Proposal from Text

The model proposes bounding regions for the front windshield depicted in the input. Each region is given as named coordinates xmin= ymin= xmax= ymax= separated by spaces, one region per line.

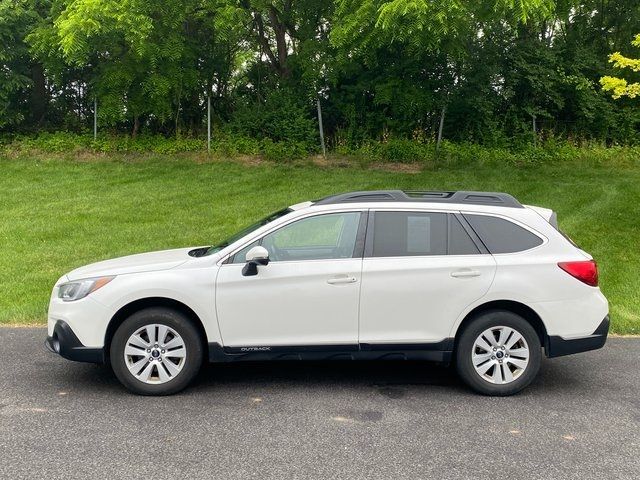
xmin=204 ymin=208 xmax=292 ymax=255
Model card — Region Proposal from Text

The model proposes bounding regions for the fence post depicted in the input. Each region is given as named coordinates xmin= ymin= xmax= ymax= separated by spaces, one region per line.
xmin=317 ymin=98 xmax=326 ymax=159
xmin=437 ymin=105 xmax=446 ymax=150
xmin=532 ymin=114 xmax=537 ymax=147
xmin=93 ymin=97 xmax=97 ymax=140
xmin=207 ymin=95 xmax=211 ymax=153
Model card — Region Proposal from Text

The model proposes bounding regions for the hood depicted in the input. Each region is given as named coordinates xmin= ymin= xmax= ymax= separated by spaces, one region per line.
xmin=66 ymin=247 xmax=199 ymax=281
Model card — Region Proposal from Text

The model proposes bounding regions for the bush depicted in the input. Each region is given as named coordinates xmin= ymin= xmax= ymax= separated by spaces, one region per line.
xmin=88 ymin=135 xmax=205 ymax=154
xmin=3 ymin=132 xmax=640 ymax=168
xmin=229 ymin=89 xmax=318 ymax=149
xmin=376 ymin=139 xmax=433 ymax=163
xmin=261 ymin=139 xmax=310 ymax=162
xmin=2 ymin=132 xmax=208 ymax=155
xmin=211 ymin=134 xmax=261 ymax=157
xmin=14 ymin=131 xmax=92 ymax=152
xmin=0 ymin=131 xmax=314 ymax=161
xmin=337 ymin=137 xmax=640 ymax=168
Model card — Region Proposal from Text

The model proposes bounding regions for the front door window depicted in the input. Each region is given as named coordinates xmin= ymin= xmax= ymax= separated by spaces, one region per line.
xmin=230 ymin=212 xmax=361 ymax=263
xmin=262 ymin=212 xmax=361 ymax=261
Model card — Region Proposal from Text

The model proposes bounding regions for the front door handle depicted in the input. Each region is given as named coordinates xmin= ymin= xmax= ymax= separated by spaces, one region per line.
xmin=327 ymin=275 xmax=357 ymax=285
xmin=451 ymin=269 xmax=481 ymax=278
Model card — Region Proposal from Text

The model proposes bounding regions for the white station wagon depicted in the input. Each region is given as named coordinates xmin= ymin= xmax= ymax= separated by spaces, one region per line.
xmin=46 ymin=190 xmax=609 ymax=396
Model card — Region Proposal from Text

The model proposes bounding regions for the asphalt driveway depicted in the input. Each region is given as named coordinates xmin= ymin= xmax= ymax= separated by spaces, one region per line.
xmin=0 ymin=327 xmax=638 ymax=479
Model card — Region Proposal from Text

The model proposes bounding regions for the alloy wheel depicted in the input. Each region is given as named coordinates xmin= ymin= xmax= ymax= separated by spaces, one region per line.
xmin=123 ymin=324 xmax=187 ymax=384
xmin=471 ymin=326 xmax=530 ymax=384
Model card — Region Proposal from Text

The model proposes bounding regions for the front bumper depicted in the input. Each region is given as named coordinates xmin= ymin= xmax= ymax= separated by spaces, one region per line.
xmin=45 ymin=320 xmax=105 ymax=364
xmin=546 ymin=315 xmax=609 ymax=358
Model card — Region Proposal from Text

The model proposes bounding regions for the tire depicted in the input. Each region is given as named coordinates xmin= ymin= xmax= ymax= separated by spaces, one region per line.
xmin=110 ymin=307 xmax=204 ymax=396
xmin=455 ymin=310 xmax=541 ymax=396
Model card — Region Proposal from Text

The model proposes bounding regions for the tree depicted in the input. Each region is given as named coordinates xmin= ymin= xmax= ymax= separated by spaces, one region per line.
xmin=2 ymin=0 xmax=640 ymax=146
xmin=38 ymin=0 xmax=249 ymax=136
xmin=601 ymin=34 xmax=640 ymax=99
xmin=0 ymin=0 xmax=50 ymax=128
xmin=329 ymin=0 xmax=554 ymax=143
xmin=235 ymin=0 xmax=332 ymax=83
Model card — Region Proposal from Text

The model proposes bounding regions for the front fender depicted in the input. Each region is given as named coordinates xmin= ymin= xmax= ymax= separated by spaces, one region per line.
xmin=91 ymin=268 xmax=221 ymax=345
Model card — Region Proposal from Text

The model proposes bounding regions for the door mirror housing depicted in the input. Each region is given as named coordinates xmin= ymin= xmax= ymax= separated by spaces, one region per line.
xmin=242 ymin=246 xmax=270 ymax=276
xmin=245 ymin=245 xmax=269 ymax=263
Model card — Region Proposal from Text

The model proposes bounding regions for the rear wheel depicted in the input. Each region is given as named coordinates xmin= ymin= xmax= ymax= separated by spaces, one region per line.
xmin=110 ymin=308 xmax=203 ymax=395
xmin=456 ymin=310 xmax=541 ymax=396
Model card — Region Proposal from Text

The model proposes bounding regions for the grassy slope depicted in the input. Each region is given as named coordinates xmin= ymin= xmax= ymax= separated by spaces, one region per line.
xmin=0 ymin=153 xmax=638 ymax=334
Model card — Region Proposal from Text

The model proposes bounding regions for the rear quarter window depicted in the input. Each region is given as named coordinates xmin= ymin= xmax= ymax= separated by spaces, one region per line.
xmin=449 ymin=214 xmax=480 ymax=255
xmin=463 ymin=214 xmax=543 ymax=254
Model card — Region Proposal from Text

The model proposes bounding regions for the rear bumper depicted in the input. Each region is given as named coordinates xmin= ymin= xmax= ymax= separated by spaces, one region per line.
xmin=546 ymin=315 xmax=609 ymax=358
xmin=45 ymin=320 xmax=105 ymax=364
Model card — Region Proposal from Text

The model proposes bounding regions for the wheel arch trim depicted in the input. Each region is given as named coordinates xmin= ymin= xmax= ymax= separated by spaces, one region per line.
xmin=104 ymin=297 xmax=209 ymax=360
xmin=451 ymin=300 xmax=549 ymax=353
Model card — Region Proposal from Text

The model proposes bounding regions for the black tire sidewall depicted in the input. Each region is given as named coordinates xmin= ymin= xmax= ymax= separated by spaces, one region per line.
xmin=110 ymin=308 xmax=203 ymax=396
xmin=456 ymin=310 xmax=541 ymax=396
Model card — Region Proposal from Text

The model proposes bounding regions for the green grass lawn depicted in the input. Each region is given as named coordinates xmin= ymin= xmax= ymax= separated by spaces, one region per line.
xmin=1 ymin=152 xmax=638 ymax=334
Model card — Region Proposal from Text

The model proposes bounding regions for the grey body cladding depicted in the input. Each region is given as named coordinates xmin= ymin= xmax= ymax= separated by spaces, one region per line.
xmin=207 ymin=315 xmax=611 ymax=364
xmin=208 ymin=339 xmax=455 ymax=364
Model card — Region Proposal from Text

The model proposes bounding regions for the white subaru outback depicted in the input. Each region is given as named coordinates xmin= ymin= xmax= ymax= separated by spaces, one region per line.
xmin=45 ymin=190 xmax=609 ymax=396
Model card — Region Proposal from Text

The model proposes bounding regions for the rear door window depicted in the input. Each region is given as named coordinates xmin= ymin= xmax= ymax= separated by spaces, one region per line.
xmin=370 ymin=211 xmax=483 ymax=257
xmin=370 ymin=212 xmax=448 ymax=257
xmin=463 ymin=214 xmax=543 ymax=254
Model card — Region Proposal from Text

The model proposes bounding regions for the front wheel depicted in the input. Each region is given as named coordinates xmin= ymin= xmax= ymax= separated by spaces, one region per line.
xmin=110 ymin=308 xmax=204 ymax=395
xmin=456 ymin=310 xmax=541 ymax=396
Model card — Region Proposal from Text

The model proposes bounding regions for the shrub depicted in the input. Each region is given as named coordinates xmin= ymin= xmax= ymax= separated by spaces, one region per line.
xmin=261 ymin=139 xmax=310 ymax=162
xmin=2 ymin=132 xmax=639 ymax=169
xmin=375 ymin=139 xmax=433 ymax=163
xmin=229 ymin=89 xmax=317 ymax=149
xmin=16 ymin=132 xmax=91 ymax=152
xmin=210 ymin=134 xmax=262 ymax=157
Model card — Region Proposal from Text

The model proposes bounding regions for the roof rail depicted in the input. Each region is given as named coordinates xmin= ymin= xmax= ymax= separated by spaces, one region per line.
xmin=314 ymin=190 xmax=523 ymax=208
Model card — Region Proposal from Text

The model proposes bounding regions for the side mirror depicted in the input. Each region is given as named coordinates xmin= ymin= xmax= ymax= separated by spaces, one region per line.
xmin=242 ymin=246 xmax=270 ymax=276
xmin=245 ymin=245 xmax=269 ymax=263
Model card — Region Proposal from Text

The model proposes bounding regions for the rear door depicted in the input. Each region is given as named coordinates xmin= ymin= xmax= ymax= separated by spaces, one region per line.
xmin=358 ymin=210 xmax=496 ymax=345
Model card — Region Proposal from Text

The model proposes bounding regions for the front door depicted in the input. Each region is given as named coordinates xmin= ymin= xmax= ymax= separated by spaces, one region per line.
xmin=215 ymin=211 xmax=364 ymax=348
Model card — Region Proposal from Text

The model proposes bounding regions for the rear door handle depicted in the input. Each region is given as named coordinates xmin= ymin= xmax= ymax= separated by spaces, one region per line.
xmin=327 ymin=275 xmax=357 ymax=285
xmin=451 ymin=269 xmax=481 ymax=278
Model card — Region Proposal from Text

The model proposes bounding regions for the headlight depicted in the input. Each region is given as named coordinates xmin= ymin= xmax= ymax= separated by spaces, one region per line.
xmin=58 ymin=276 xmax=115 ymax=302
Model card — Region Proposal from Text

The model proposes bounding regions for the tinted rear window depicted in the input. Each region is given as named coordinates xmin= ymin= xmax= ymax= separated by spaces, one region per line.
xmin=464 ymin=214 xmax=543 ymax=254
xmin=372 ymin=212 xmax=447 ymax=257
xmin=449 ymin=215 xmax=480 ymax=255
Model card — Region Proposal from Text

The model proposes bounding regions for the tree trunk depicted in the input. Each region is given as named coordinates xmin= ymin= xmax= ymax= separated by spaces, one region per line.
xmin=132 ymin=115 xmax=140 ymax=138
xmin=269 ymin=6 xmax=290 ymax=78
xmin=30 ymin=62 xmax=47 ymax=127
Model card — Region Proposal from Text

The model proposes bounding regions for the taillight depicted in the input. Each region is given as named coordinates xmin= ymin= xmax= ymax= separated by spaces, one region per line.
xmin=558 ymin=260 xmax=598 ymax=287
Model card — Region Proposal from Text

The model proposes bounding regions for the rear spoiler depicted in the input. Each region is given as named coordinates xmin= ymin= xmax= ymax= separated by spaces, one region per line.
xmin=524 ymin=204 xmax=558 ymax=229
xmin=526 ymin=204 xmax=589 ymax=255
